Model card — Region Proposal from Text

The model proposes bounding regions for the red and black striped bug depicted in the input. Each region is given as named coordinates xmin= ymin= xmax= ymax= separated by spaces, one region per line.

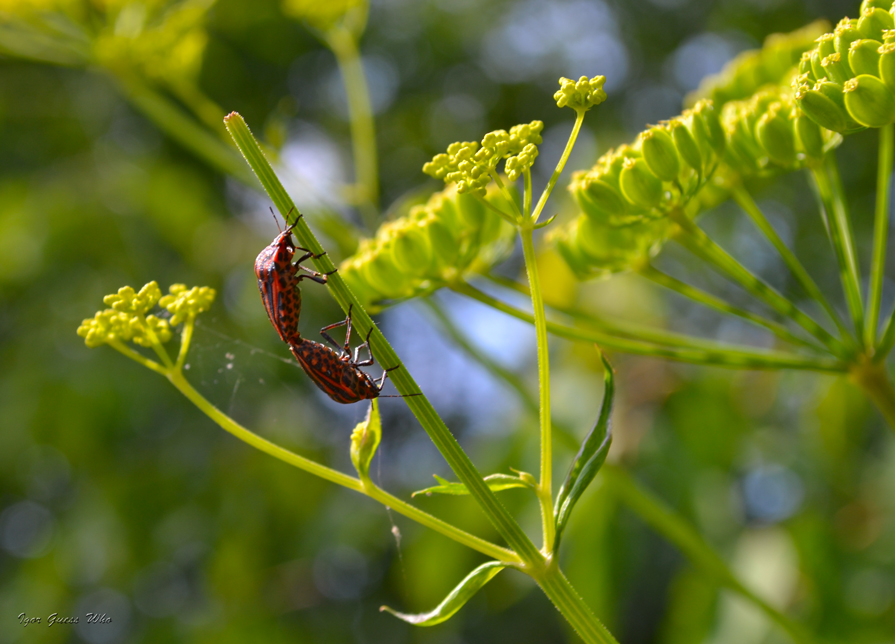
xmin=288 ymin=306 xmax=417 ymax=404
xmin=254 ymin=209 xmax=331 ymax=343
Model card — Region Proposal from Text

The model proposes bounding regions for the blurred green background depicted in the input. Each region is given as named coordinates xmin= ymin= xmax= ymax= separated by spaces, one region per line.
xmin=2 ymin=0 xmax=894 ymax=642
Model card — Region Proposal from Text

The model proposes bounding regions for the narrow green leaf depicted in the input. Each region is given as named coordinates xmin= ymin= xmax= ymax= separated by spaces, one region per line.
xmin=350 ymin=400 xmax=381 ymax=482
xmin=553 ymin=350 xmax=614 ymax=553
xmin=381 ymin=561 xmax=506 ymax=626
xmin=412 ymin=473 xmax=535 ymax=497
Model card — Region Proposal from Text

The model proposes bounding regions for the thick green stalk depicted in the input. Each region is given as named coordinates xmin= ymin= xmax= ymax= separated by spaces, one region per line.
xmin=604 ymin=466 xmax=816 ymax=644
xmin=324 ymin=26 xmax=380 ymax=227
xmin=537 ymin=565 xmax=619 ymax=644
xmin=520 ymin=224 xmax=556 ymax=552
xmin=810 ymin=158 xmax=864 ymax=342
xmin=453 ymin=282 xmax=847 ymax=373
xmin=670 ymin=211 xmax=848 ymax=358
xmin=224 ymin=112 xmax=544 ymax=565
xmin=639 ymin=265 xmax=826 ymax=352
xmin=869 ymin=125 xmax=894 ymax=348
xmin=732 ymin=186 xmax=852 ymax=344
xmin=531 ymin=108 xmax=585 ymax=223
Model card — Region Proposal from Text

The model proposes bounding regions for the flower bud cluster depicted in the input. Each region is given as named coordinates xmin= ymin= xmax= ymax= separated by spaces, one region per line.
xmin=687 ymin=20 xmax=829 ymax=107
xmin=794 ymin=1 xmax=895 ymax=130
xmin=423 ymin=122 xmax=543 ymax=195
xmin=554 ymin=75 xmax=608 ymax=111
xmin=557 ymin=100 xmax=728 ymax=278
xmin=77 ymin=282 xmax=215 ymax=348
xmin=159 ymin=284 xmax=217 ymax=325
xmin=720 ymin=87 xmax=841 ymax=174
xmin=569 ymin=100 xmax=724 ymax=226
xmin=340 ymin=185 xmax=516 ymax=308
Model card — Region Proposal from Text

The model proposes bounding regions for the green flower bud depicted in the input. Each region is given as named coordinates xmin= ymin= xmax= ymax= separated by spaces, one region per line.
xmin=132 ymin=315 xmax=172 ymax=347
xmin=508 ymin=121 xmax=544 ymax=150
xmin=574 ymin=174 xmax=627 ymax=220
xmin=821 ymin=52 xmax=851 ymax=84
xmin=756 ymin=105 xmax=797 ymax=165
xmin=794 ymin=112 xmax=826 ymax=159
xmin=350 ymin=400 xmax=381 ymax=482
xmin=691 ymin=100 xmax=725 ymax=155
xmin=619 ymin=157 xmax=663 ymax=208
xmin=340 ymin=261 xmax=379 ymax=308
xmin=554 ymin=75 xmax=607 ymax=111
xmin=103 ymin=281 xmax=162 ymax=315
xmin=159 ymin=284 xmax=217 ymax=325
xmin=809 ymin=48 xmax=827 ymax=81
xmin=817 ymin=32 xmax=837 ymax=60
xmin=390 ymin=224 xmax=434 ymax=276
xmin=835 ymin=19 xmax=862 ymax=65
xmin=798 ymin=51 xmax=815 ymax=77
xmin=843 ymin=74 xmax=895 ymax=127
xmin=425 ymin=216 xmax=460 ymax=267
xmin=859 ymin=7 xmax=894 ymax=41
xmin=576 ymin=215 xmax=668 ymax=274
xmin=796 ymin=81 xmax=849 ymax=132
xmin=455 ymin=191 xmax=488 ymax=228
xmin=640 ymin=126 xmax=681 ymax=181
xmin=861 ymin=0 xmax=892 ymax=12
xmin=669 ymin=119 xmax=703 ymax=172
xmin=879 ymin=42 xmax=895 ymax=90
xmin=361 ymin=251 xmax=413 ymax=299
xmin=850 ymin=38 xmax=884 ymax=76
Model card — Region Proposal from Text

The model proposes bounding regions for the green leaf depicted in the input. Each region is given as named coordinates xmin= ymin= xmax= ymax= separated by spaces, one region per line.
xmin=411 ymin=473 xmax=535 ymax=497
xmin=350 ymin=400 xmax=381 ymax=482
xmin=381 ymin=561 xmax=506 ymax=626
xmin=553 ymin=350 xmax=614 ymax=553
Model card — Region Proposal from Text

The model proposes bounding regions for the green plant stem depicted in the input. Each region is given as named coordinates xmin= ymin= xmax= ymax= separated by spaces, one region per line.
xmin=869 ymin=124 xmax=894 ymax=348
xmin=324 ymin=26 xmax=380 ymax=227
xmin=732 ymin=185 xmax=852 ymax=344
xmin=453 ymin=281 xmax=847 ymax=373
xmin=523 ymin=169 xmax=533 ymax=218
xmin=537 ymin=565 xmax=619 ymax=644
xmin=531 ymin=108 xmax=585 ymax=223
xmin=876 ymin=311 xmax=895 ymax=362
xmin=115 ymin=75 xmax=257 ymax=187
xmin=224 ymin=111 xmax=546 ymax=565
xmin=604 ymin=465 xmax=816 ymax=644
xmin=810 ymin=157 xmax=864 ymax=342
xmin=519 ymin=223 xmax=556 ymax=552
xmin=669 ymin=210 xmax=848 ymax=359
xmin=639 ymin=265 xmax=825 ymax=352
xmin=850 ymin=359 xmax=895 ymax=433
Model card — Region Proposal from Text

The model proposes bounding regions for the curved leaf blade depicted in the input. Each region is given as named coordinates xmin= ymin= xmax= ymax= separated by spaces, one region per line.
xmin=380 ymin=561 xmax=506 ymax=626
xmin=412 ymin=473 xmax=534 ymax=497
xmin=553 ymin=350 xmax=614 ymax=552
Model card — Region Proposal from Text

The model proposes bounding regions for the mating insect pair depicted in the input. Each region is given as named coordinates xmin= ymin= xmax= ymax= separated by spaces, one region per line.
xmin=254 ymin=210 xmax=409 ymax=404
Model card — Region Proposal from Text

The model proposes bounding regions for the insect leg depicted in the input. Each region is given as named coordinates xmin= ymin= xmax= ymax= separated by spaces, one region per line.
xmin=319 ymin=305 xmax=354 ymax=357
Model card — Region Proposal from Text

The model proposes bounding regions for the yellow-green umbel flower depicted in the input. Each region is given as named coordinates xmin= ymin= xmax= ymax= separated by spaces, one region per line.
xmin=159 ymin=284 xmax=217 ymax=326
xmin=553 ymin=75 xmax=607 ymax=111
xmin=103 ymin=281 xmax=162 ymax=316
xmin=423 ymin=141 xmax=492 ymax=195
xmin=77 ymin=308 xmax=171 ymax=349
